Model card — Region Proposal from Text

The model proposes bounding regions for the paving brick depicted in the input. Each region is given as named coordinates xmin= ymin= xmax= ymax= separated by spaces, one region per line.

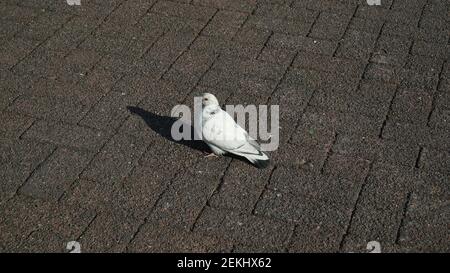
xmin=300 ymin=107 xmax=384 ymax=138
xmin=332 ymin=135 xmax=420 ymax=168
xmin=10 ymin=92 xmax=91 ymax=124
xmin=371 ymin=35 xmax=412 ymax=67
xmin=79 ymin=87 xmax=145 ymax=132
xmin=192 ymin=0 xmax=256 ymax=13
xmin=79 ymin=35 xmax=151 ymax=58
xmin=81 ymin=133 xmax=151 ymax=184
xmin=22 ymin=120 xmax=109 ymax=150
xmin=78 ymin=210 xmax=141 ymax=253
xmin=418 ymin=148 xmax=450 ymax=175
xmin=292 ymin=0 xmax=359 ymax=14
xmin=0 ymin=37 xmax=41 ymax=70
xmin=19 ymin=147 xmax=94 ymax=200
xmin=211 ymin=56 xmax=287 ymax=81
xmin=255 ymin=182 xmax=357 ymax=252
xmin=293 ymin=52 xmax=366 ymax=78
xmin=267 ymin=33 xmax=337 ymax=56
xmin=382 ymin=22 xmax=448 ymax=44
xmin=258 ymin=46 xmax=297 ymax=65
xmin=382 ymin=120 xmax=450 ymax=150
xmin=342 ymin=162 xmax=423 ymax=250
xmin=355 ymin=5 xmax=420 ymax=25
xmin=399 ymin=68 xmax=440 ymax=92
xmin=152 ymin=0 xmax=216 ymax=22
xmin=429 ymin=92 xmax=450 ymax=129
xmin=390 ymin=89 xmax=433 ymax=125
xmin=245 ymin=15 xmax=313 ymax=36
xmin=335 ymin=30 xmax=378 ymax=61
xmin=194 ymin=206 xmax=294 ymax=249
xmin=15 ymin=12 xmax=72 ymax=41
xmin=255 ymin=3 xmax=315 ymax=21
xmin=167 ymin=50 xmax=216 ymax=79
xmin=136 ymin=11 xmax=204 ymax=34
xmin=310 ymin=79 xmax=396 ymax=119
xmin=202 ymin=10 xmax=247 ymax=39
xmin=347 ymin=17 xmax=384 ymax=35
xmin=146 ymin=156 xmax=230 ymax=230
xmin=209 ymin=161 xmax=274 ymax=213
xmin=129 ymin=222 xmax=233 ymax=252
xmin=411 ymin=40 xmax=449 ymax=59
xmin=144 ymin=29 xmax=197 ymax=64
xmin=397 ymin=173 xmax=450 ymax=252
xmin=60 ymin=178 xmax=120 ymax=213
xmin=200 ymin=70 xmax=277 ymax=95
xmin=0 ymin=195 xmax=95 ymax=250
xmin=0 ymin=111 xmax=34 ymax=139
xmin=280 ymin=67 xmax=360 ymax=93
xmin=322 ymin=153 xmax=371 ymax=182
xmin=18 ymin=229 xmax=66 ymax=253
xmin=309 ymin=11 xmax=352 ymax=41
xmin=41 ymin=17 xmax=100 ymax=52
xmin=0 ymin=4 xmax=40 ymax=22
xmin=0 ymin=139 xmax=55 ymax=202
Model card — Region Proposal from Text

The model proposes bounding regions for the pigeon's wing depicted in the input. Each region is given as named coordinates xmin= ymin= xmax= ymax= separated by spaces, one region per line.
xmin=202 ymin=109 xmax=248 ymax=151
xmin=203 ymin=110 xmax=270 ymax=168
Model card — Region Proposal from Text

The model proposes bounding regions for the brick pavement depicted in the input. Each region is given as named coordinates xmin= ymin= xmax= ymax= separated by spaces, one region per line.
xmin=0 ymin=0 xmax=448 ymax=252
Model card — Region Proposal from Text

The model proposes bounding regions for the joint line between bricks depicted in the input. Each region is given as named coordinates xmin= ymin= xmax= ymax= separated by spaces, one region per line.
xmin=395 ymin=192 xmax=412 ymax=245
xmin=9 ymin=14 xmax=76 ymax=72
xmin=158 ymin=9 xmax=220 ymax=81
xmin=320 ymin=132 xmax=338 ymax=175
xmin=12 ymin=146 xmax=58 ymax=200
xmin=250 ymin=165 xmax=277 ymax=215
xmin=125 ymin=161 xmax=199 ymax=250
xmin=192 ymin=158 xmax=234 ymax=232
xmin=338 ymin=160 xmax=374 ymax=251
xmin=426 ymin=60 xmax=445 ymax=126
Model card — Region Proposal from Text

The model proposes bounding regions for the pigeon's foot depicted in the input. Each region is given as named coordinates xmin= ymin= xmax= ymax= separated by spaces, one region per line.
xmin=204 ymin=153 xmax=218 ymax=158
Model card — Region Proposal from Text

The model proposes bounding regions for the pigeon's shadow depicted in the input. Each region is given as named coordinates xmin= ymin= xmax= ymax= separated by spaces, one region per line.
xmin=127 ymin=106 xmax=210 ymax=153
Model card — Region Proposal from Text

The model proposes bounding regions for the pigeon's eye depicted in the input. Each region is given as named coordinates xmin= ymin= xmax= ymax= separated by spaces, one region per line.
xmin=204 ymin=98 xmax=208 ymax=101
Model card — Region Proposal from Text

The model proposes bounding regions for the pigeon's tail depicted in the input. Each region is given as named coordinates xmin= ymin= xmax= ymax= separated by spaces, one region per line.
xmin=244 ymin=152 xmax=270 ymax=169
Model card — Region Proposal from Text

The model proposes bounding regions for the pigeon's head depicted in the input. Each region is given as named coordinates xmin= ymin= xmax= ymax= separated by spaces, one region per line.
xmin=202 ymin=93 xmax=219 ymax=107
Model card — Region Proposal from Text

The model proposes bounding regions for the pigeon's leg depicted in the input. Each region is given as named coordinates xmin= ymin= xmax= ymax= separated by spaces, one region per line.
xmin=204 ymin=153 xmax=218 ymax=158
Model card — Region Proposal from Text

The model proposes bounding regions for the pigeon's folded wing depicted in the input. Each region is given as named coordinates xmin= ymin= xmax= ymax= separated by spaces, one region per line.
xmin=202 ymin=109 xmax=248 ymax=151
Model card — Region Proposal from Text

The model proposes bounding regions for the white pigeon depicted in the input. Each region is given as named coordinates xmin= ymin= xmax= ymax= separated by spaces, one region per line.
xmin=196 ymin=93 xmax=270 ymax=168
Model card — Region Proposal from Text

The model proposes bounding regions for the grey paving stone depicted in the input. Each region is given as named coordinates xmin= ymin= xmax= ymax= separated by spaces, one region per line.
xmin=0 ymin=111 xmax=34 ymax=139
xmin=60 ymin=178 xmax=120 ymax=213
xmin=22 ymin=120 xmax=109 ymax=150
xmin=81 ymin=133 xmax=151 ymax=185
xmin=152 ymin=0 xmax=216 ymax=22
xmin=146 ymin=156 xmax=230 ymax=230
xmin=129 ymin=221 xmax=233 ymax=253
xmin=267 ymin=33 xmax=337 ymax=56
xmin=19 ymin=147 xmax=94 ymax=200
xmin=246 ymin=15 xmax=313 ymax=36
xmin=192 ymin=0 xmax=256 ymax=13
xmin=418 ymin=148 xmax=450 ymax=175
xmin=202 ymin=10 xmax=247 ymax=39
xmin=335 ymin=30 xmax=378 ymax=61
xmin=194 ymin=206 xmax=294 ymax=249
xmin=0 ymin=138 xmax=55 ymax=202
xmin=390 ymin=89 xmax=433 ymax=125
xmin=209 ymin=160 xmax=274 ymax=213
xmin=332 ymin=135 xmax=420 ymax=168
xmin=77 ymin=209 xmax=141 ymax=253
xmin=397 ymin=173 xmax=450 ymax=252
xmin=342 ymin=162 xmax=423 ymax=251
xmin=382 ymin=120 xmax=450 ymax=150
